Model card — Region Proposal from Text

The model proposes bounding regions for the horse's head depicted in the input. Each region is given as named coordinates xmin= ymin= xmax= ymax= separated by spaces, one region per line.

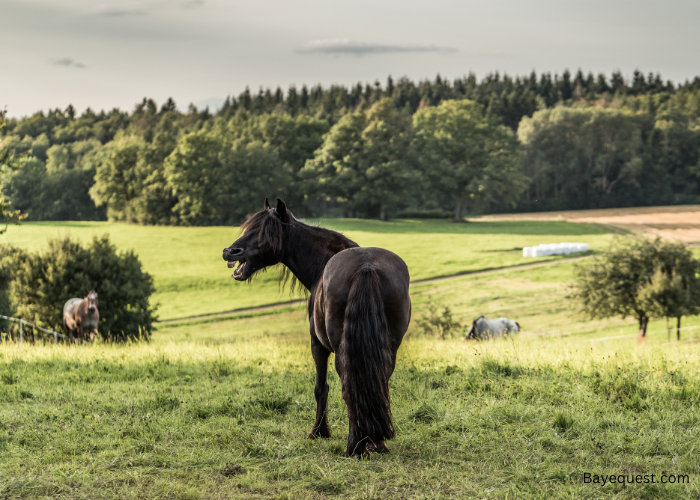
xmin=465 ymin=324 xmax=474 ymax=339
xmin=465 ymin=316 xmax=484 ymax=340
xmin=223 ymin=198 xmax=291 ymax=281
xmin=86 ymin=290 xmax=98 ymax=314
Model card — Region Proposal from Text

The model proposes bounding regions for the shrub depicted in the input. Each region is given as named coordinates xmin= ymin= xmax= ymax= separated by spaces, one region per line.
xmin=415 ymin=301 xmax=462 ymax=339
xmin=0 ymin=244 xmax=23 ymax=336
xmin=11 ymin=235 xmax=156 ymax=342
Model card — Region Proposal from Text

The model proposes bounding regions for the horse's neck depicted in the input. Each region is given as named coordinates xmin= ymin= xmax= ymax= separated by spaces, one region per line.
xmin=283 ymin=225 xmax=356 ymax=290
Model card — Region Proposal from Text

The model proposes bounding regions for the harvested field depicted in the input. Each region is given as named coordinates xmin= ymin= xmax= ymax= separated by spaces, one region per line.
xmin=480 ymin=205 xmax=700 ymax=243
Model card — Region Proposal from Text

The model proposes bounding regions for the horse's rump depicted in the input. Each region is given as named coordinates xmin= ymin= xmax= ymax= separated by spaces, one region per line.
xmin=321 ymin=248 xmax=411 ymax=349
xmin=321 ymin=247 xmax=410 ymax=449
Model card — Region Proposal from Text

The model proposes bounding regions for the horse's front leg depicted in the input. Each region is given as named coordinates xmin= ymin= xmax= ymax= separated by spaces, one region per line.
xmin=308 ymin=331 xmax=331 ymax=439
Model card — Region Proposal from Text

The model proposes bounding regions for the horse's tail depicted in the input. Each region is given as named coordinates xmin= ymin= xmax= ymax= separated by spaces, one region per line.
xmin=339 ymin=266 xmax=395 ymax=445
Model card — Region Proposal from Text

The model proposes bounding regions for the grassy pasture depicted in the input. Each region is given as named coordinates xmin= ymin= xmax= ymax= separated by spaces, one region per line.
xmin=2 ymin=335 xmax=699 ymax=499
xmin=157 ymin=261 xmax=700 ymax=345
xmin=0 ymin=219 xmax=611 ymax=320
xmin=2 ymin=258 xmax=700 ymax=498
xmin=3 ymin=219 xmax=700 ymax=498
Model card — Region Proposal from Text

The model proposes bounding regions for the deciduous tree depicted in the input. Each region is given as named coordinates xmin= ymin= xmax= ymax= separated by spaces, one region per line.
xmin=518 ymin=106 xmax=643 ymax=210
xmin=303 ymin=99 xmax=414 ymax=219
xmin=413 ymin=99 xmax=526 ymax=221
xmin=570 ymin=237 xmax=700 ymax=338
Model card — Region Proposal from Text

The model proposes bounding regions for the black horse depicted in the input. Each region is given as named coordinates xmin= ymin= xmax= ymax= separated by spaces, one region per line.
xmin=223 ymin=198 xmax=411 ymax=457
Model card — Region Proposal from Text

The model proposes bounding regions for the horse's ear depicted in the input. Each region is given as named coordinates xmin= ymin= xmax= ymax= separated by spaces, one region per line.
xmin=264 ymin=198 xmax=271 ymax=210
xmin=275 ymin=198 xmax=287 ymax=219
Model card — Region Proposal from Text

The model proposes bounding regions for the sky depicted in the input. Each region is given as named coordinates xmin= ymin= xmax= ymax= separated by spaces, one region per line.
xmin=2 ymin=0 xmax=699 ymax=117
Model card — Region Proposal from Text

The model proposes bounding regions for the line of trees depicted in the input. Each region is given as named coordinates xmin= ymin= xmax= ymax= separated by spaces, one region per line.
xmin=2 ymin=70 xmax=700 ymax=224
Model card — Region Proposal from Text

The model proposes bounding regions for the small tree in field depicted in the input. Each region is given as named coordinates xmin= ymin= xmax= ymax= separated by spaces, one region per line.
xmin=637 ymin=266 xmax=697 ymax=340
xmin=11 ymin=235 xmax=157 ymax=342
xmin=638 ymin=248 xmax=700 ymax=340
xmin=570 ymin=237 xmax=700 ymax=338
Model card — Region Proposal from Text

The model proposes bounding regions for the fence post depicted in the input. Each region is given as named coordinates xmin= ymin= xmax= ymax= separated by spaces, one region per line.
xmin=19 ymin=319 xmax=23 ymax=344
xmin=54 ymin=331 xmax=58 ymax=344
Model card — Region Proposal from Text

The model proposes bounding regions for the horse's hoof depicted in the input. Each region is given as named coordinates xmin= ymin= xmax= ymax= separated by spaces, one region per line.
xmin=308 ymin=429 xmax=331 ymax=439
xmin=367 ymin=442 xmax=390 ymax=454
xmin=344 ymin=444 xmax=369 ymax=458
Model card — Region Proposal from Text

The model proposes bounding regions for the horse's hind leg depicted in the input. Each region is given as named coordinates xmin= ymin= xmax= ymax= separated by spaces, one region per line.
xmin=308 ymin=334 xmax=331 ymax=439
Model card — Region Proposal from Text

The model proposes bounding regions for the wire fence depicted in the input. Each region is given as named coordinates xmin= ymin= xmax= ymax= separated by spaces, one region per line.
xmin=522 ymin=324 xmax=699 ymax=343
xmin=0 ymin=314 xmax=67 ymax=344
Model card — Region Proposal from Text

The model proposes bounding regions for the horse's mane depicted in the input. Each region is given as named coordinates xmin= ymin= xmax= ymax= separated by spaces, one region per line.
xmin=240 ymin=208 xmax=287 ymax=256
xmin=239 ymin=207 xmax=357 ymax=297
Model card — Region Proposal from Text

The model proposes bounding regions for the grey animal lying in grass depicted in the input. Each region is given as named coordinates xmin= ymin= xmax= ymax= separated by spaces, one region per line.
xmin=466 ymin=316 xmax=520 ymax=339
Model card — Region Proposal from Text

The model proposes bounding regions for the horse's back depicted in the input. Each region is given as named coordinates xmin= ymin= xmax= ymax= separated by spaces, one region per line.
xmin=63 ymin=298 xmax=82 ymax=316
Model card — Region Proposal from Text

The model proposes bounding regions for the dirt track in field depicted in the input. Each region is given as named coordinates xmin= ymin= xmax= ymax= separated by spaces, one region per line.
xmin=480 ymin=205 xmax=700 ymax=243
xmin=160 ymin=255 xmax=594 ymax=324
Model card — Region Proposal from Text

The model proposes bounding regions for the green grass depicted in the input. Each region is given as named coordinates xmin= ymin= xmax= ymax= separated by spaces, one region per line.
xmin=156 ymin=261 xmax=700 ymax=345
xmin=3 ymin=220 xmax=699 ymax=498
xmin=0 ymin=219 xmax=612 ymax=320
xmin=2 ymin=334 xmax=699 ymax=498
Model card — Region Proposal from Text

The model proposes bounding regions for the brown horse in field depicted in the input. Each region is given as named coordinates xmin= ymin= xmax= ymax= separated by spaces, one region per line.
xmin=223 ymin=199 xmax=411 ymax=457
xmin=63 ymin=291 xmax=99 ymax=342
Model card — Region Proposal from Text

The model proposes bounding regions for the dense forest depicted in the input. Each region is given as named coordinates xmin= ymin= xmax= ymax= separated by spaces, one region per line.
xmin=1 ymin=69 xmax=699 ymax=223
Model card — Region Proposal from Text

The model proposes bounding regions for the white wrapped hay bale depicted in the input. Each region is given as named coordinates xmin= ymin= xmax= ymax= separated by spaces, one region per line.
xmin=524 ymin=242 xmax=590 ymax=257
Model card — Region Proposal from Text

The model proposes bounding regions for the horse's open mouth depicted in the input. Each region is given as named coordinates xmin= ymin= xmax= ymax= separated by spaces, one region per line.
xmin=228 ymin=259 xmax=246 ymax=279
